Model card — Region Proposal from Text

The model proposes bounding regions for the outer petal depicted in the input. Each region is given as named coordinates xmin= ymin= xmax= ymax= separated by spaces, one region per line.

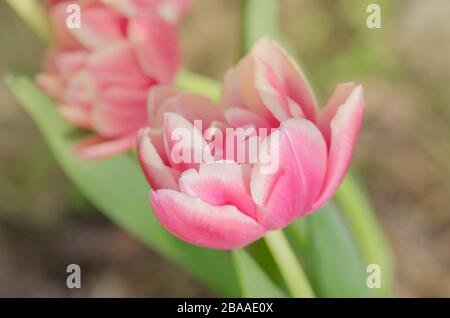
xmin=87 ymin=41 xmax=153 ymax=88
xmin=70 ymin=6 xmax=126 ymax=49
xmin=147 ymin=85 xmax=178 ymax=126
xmin=128 ymin=14 xmax=179 ymax=83
xmin=224 ymin=107 xmax=270 ymax=129
xmin=317 ymin=82 xmax=358 ymax=145
xmin=154 ymin=93 xmax=224 ymax=129
xmin=220 ymin=58 xmax=279 ymax=127
xmin=251 ymin=118 xmax=327 ymax=229
xmin=313 ymin=85 xmax=365 ymax=209
xmin=92 ymin=86 xmax=148 ymax=137
xmin=74 ymin=132 xmax=137 ymax=159
xmin=137 ymin=128 xmax=180 ymax=190
xmin=252 ymin=38 xmax=318 ymax=122
xmin=150 ymin=189 xmax=266 ymax=249
xmin=179 ymin=162 xmax=257 ymax=219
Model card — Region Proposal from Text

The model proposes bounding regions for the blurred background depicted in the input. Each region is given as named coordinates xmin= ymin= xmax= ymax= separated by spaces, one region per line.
xmin=0 ymin=0 xmax=449 ymax=297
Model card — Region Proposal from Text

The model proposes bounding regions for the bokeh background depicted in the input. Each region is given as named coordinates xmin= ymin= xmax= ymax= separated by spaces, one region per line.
xmin=1 ymin=0 xmax=449 ymax=297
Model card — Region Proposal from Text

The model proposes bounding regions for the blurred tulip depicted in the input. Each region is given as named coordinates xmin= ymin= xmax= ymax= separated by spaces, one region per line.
xmin=37 ymin=0 xmax=188 ymax=158
xmin=137 ymin=38 xmax=364 ymax=249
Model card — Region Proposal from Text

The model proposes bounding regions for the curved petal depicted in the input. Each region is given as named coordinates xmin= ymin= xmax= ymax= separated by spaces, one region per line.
xmin=252 ymin=37 xmax=318 ymax=122
xmin=49 ymin=1 xmax=80 ymax=50
xmin=64 ymin=70 xmax=97 ymax=109
xmin=147 ymin=85 xmax=178 ymax=126
xmin=220 ymin=58 xmax=279 ymax=127
xmin=317 ymin=82 xmax=358 ymax=144
xmin=92 ymin=86 xmax=148 ymax=137
xmin=251 ymin=118 xmax=327 ymax=229
xmin=224 ymin=107 xmax=270 ymax=129
xmin=154 ymin=93 xmax=223 ymax=129
xmin=179 ymin=162 xmax=257 ymax=219
xmin=150 ymin=189 xmax=266 ymax=249
xmin=163 ymin=112 xmax=206 ymax=170
xmin=74 ymin=132 xmax=137 ymax=159
xmin=313 ymin=85 xmax=365 ymax=209
xmin=87 ymin=41 xmax=153 ymax=88
xmin=70 ymin=6 xmax=126 ymax=49
xmin=54 ymin=50 xmax=89 ymax=77
xmin=137 ymin=128 xmax=180 ymax=190
xmin=128 ymin=13 xmax=179 ymax=83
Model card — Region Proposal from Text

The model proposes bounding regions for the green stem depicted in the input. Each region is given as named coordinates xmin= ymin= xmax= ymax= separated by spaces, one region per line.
xmin=264 ymin=230 xmax=315 ymax=298
xmin=6 ymin=0 xmax=51 ymax=43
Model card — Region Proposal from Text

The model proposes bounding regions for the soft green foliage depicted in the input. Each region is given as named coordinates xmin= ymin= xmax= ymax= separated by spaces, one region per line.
xmin=232 ymin=250 xmax=287 ymax=298
xmin=5 ymin=75 xmax=240 ymax=297
xmin=301 ymin=203 xmax=371 ymax=297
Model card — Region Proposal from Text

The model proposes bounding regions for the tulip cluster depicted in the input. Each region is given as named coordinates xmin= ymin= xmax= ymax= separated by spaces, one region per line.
xmin=38 ymin=2 xmax=364 ymax=250
xmin=38 ymin=0 xmax=189 ymax=158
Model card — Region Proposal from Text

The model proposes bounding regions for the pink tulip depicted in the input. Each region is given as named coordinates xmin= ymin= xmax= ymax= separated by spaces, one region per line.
xmin=37 ymin=0 xmax=188 ymax=159
xmin=137 ymin=38 xmax=364 ymax=250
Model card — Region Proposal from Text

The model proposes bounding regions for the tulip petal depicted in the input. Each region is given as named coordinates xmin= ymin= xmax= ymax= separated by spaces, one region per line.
xmin=313 ymin=85 xmax=364 ymax=209
xmin=137 ymin=128 xmax=180 ymax=190
xmin=150 ymin=189 xmax=266 ymax=249
xmin=92 ymin=86 xmax=148 ymax=137
xmin=87 ymin=41 xmax=153 ymax=88
xmin=74 ymin=132 xmax=137 ymax=159
xmin=163 ymin=112 xmax=208 ymax=170
xmin=224 ymin=107 xmax=270 ymax=129
xmin=179 ymin=162 xmax=257 ymax=219
xmin=318 ymin=82 xmax=358 ymax=144
xmin=128 ymin=14 xmax=179 ymax=83
xmin=251 ymin=118 xmax=327 ymax=229
xmin=70 ymin=7 xmax=126 ymax=49
xmin=252 ymin=38 xmax=318 ymax=122
xmin=147 ymin=85 xmax=178 ymax=126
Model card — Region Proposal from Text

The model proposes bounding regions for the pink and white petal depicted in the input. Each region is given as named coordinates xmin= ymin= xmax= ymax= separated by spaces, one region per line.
xmin=154 ymin=93 xmax=223 ymax=129
xmin=163 ymin=112 xmax=206 ymax=171
xmin=137 ymin=128 xmax=180 ymax=190
xmin=150 ymin=189 xmax=266 ymax=249
xmin=92 ymin=86 xmax=148 ymax=137
xmin=59 ymin=104 xmax=92 ymax=128
xmin=147 ymin=85 xmax=178 ymax=126
xmin=64 ymin=70 xmax=97 ymax=109
xmin=54 ymin=50 xmax=90 ymax=77
xmin=179 ymin=162 xmax=257 ymax=219
xmin=318 ymin=82 xmax=358 ymax=145
xmin=224 ymin=107 xmax=270 ymax=129
xmin=87 ymin=41 xmax=153 ymax=89
xmin=70 ymin=7 xmax=126 ymax=49
xmin=128 ymin=14 xmax=179 ymax=84
xmin=252 ymin=38 xmax=318 ymax=122
xmin=74 ymin=132 xmax=137 ymax=159
xmin=313 ymin=85 xmax=364 ymax=209
xmin=49 ymin=2 xmax=80 ymax=50
xmin=251 ymin=118 xmax=327 ymax=229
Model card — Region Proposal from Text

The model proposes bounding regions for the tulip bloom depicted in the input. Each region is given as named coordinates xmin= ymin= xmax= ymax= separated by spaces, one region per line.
xmin=37 ymin=0 xmax=188 ymax=158
xmin=138 ymin=38 xmax=364 ymax=249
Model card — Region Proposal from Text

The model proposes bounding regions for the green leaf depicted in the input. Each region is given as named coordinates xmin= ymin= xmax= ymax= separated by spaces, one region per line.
xmin=232 ymin=250 xmax=287 ymax=298
xmin=300 ymin=203 xmax=371 ymax=297
xmin=5 ymin=75 xmax=240 ymax=296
